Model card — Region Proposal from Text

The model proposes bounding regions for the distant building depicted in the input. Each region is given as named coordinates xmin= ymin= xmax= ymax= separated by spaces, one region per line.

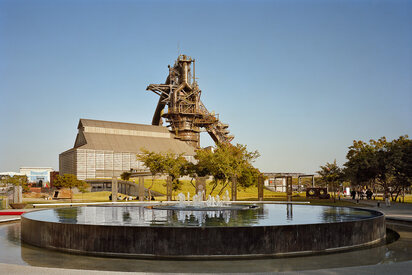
xmin=59 ymin=119 xmax=196 ymax=180
xmin=19 ymin=167 xmax=54 ymax=187
xmin=266 ymin=178 xmax=288 ymax=192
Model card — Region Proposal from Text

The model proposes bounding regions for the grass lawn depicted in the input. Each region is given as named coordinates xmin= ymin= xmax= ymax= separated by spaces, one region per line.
xmin=17 ymin=178 xmax=412 ymax=207
xmin=139 ymin=179 xmax=379 ymax=207
xmin=142 ymin=178 xmax=265 ymax=200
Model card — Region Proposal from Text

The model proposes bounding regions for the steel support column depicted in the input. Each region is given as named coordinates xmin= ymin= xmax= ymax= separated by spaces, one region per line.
xmin=166 ymin=176 xmax=172 ymax=201
xmin=138 ymin=177 xmax=145 ymax=201
xmin=258 ymin=175 xmax=264 ymax=201
xmin=286 ymin=176 xmax=293 ymax=202
xmin=112 ymin=177 xmax=118 ymax=202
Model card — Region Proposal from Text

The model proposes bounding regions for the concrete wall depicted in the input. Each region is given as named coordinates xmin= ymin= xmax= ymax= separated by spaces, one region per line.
xmin=59 ymin=150 xmax=76 ymax=177
xmin=60 ymin=148 xmax=195 ymax=180
xmin=21 ymin=209 xmax=386 ymax=258
xmin=60 ymin=149 xmax=146 ymax=180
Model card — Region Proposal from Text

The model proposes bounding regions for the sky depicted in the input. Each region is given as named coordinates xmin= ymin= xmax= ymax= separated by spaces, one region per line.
xmin=0 ymin=0 xmax=411 ymax=174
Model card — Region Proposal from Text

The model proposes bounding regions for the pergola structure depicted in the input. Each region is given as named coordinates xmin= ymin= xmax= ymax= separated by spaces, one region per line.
xmin=264 ymin=173 xmax=315 ymax=188
xmin=263 ymin=173 xmax=315 ymax=201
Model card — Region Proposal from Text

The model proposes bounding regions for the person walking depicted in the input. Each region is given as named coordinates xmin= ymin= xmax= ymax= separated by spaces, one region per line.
xmin=351 ymin=190 xmax=356 ymax=200
xmin=366 ymin=189 xmax=373 ymax=200
xmin=385 ymin=191 xmax=391 ymax=207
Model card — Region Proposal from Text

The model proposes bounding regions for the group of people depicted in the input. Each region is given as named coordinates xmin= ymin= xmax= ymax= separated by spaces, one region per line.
xmin=350 ymin=189 xmax=373 ymax=200
xmin=350 ymin=188 xmax=392 ymax=207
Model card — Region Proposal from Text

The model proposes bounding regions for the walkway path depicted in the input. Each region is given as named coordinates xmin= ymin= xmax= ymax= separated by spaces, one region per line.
xmin=343 ymin=197 xmax=412 ymax=222
xmin=0 ymin=208 xmax=38 ymax=223
xmin=0 ymin=260 xmax=411 ymax=275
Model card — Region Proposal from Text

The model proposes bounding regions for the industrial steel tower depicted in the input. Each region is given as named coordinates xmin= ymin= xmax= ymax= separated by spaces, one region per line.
xmin=147 ymin=55 xmax=233 ymax=148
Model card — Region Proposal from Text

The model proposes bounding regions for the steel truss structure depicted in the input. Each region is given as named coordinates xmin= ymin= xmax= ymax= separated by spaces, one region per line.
xmin=147 ymin=55 xmax=233 ymax=147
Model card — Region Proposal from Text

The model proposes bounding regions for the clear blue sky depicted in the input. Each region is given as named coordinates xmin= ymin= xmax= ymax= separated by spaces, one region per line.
xmin=1 ymin=0 xmax=411 ymax=174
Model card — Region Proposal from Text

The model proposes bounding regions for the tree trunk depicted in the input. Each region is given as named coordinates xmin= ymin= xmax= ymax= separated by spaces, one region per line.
xmin=392 ymin=186 xmax=402 ymax=202
xmin=208 ymin=180 xmax=219 ymax=196
xmin=218 ymin=181 xmax=230 ymax=196
xmin=190 ymin=177 xmax=196 ymax=188
xmin=148 ymin=176 xmax=155 ymax=201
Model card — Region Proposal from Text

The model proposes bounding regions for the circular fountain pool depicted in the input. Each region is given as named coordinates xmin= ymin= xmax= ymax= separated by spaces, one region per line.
xmin=21 ymin=204 xmax=385 ymax=258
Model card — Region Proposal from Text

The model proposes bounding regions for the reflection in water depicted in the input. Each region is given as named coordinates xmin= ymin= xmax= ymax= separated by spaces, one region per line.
xmin=112 ymin=206 xmax=118 ymax=223
xmin=0 ymin=223 xmax=410 ymax=273
xmin=174 ymin=210 xmax=231 ymax=225
xmin=23 ymin=204 xmax=379 ymax=227
xmin=320 ymin=207 xmax=374 ymax=223
xmin=159 ymin=208 xmax=263 ymax=227
xmin=122 ymin=211 xmax=131 ymax=223
xmin=56 ymin=207 xmax=81 ymax=223
xmin=286 ymin=204 xmax=293 ymax=221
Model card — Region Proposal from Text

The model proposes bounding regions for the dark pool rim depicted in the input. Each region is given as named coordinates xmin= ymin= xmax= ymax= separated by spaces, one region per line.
xmin=20 ymin=204 xmax=386 ymax=259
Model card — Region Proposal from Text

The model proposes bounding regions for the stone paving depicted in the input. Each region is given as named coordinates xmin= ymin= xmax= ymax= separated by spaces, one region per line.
xmin=0 ymin=208 xmax=34 ymax=223
xmin=1 ymin=261 xmax=412 ymax=275
xmin=343 ymin=197 xmax=412 ymax=222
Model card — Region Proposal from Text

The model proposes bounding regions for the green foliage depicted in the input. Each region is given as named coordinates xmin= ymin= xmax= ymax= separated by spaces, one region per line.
xmin=54 ymin=174 xmax=89 ymax=193
xmin=388 ymin=136 xmax=412 ymax=189
xmin=137 ymin=149 xmax=168 ymax=199
xmin=343 ymin=135 xmax=412 ymax=201
xmin=194 ymin=143 xmax=260 ymax=195
xmin=120 ymin=171 xmax=131 ymax=181
xmin=137 ymin=149 xmax=189 ymax=193
xmin=344 ymin=138 xmax=383 ymax=186
xmin=188 ymin=149 xmax=212 ymax=178
xmin=137 ymin=143 xmax=260 ymax=197
xmin=0 ymin=175 xmax=30 ymax=192
xmin=317 ymin=160 xmax=343 ymax=193
xmin=238 ymin=164 xmax=261 ymax=189
xmin=137 ymin=149 xmax=165 ymax=177
xmin=161 ymin=152 xmax=188 ymax=192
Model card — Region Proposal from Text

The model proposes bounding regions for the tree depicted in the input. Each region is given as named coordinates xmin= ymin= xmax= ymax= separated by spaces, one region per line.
xmin=385 ymin=136 xmax=412 ymax=201
xmin=238 ymin=164 xmax=261 ymax=189
xmin=137 ymin=149 xmax=166 ymax=200
xmin=344 ymin=139 xmax=381 ymax=188
xmin=0 ymin=175 xmax=30 ymax=192
xmin=193 ymin=147 xmax=225 ymax=195
xmin=227 ymin=144 xmax=260 ymax=190
xmin=194 ymin=143 xmax=260 ymax=196
xmin=343 ymin=135 xmax=412 ymax=201
xmin=184 ymin=148 xmax=213 ymax=189
xmin=54 ymin=174 xmax=89 ymax=202
xmin=137 ymin=143 xmax=260 ymax=200
xmin=120 ymin=171 xmax=131 ymax=181
xmin=317 ymin=160 xmax=343 ymax=198
xmin=161 ymin=152 xmax=189 ymax=193
xmin=138 ymin=149 xmax=190 ymax=198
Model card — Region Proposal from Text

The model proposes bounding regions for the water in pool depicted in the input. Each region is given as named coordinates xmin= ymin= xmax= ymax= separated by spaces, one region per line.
xmin=23 ymin=204 xmax=377 ymax=227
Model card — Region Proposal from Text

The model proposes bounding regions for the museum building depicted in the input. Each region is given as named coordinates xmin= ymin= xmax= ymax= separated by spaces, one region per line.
xmin=59 ymin=119 xmax=196 ymax=180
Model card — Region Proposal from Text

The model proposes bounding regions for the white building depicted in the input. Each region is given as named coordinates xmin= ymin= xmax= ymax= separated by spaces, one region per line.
xmin=19 ymin=167 xmax=54 ymax=186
